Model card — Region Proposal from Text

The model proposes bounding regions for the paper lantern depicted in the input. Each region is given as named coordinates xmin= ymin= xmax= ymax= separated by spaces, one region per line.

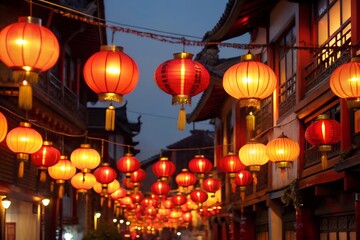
xmin=70 ymin=144 xmax=101 ymax=173
xmin=0 ymin=17 xmax=59 ymax=110
xmin=117 ymin=153 xmax=140 ymax=180
xmin=266 ymin=133 xmax=300 ymax=171
xmin=130 ymin=168 xmax=146 ymax=191
xmin=219 ymin=152 xmax=246 ymax=177
xmin=6 ymin=122 xmax=43 ymax=177
xmin=234 ymin=170 xmax=252 ymax=198
xmin=189 ymin=188 xmax=208 ymax=207
xmin=130 ymin=192 xmax=144 ymax=204
xmin=93 ymin=163 xmax=117 ymax=192
xmin=305 ymin=114 xmax=341 ymax=169
xmin=188 ymin=155 xmax=213 ymax=187
xmin=83 ymin=45 xmax=139 ymax=131
xmin=151 ymin=180 xmax=170 ymax=198
xmin=330 ymin=57 xmax=360 ymax=108
xmin=152 ymin=157 xmax=176 ymax=181
xmin=48 ymin=156 xmax=76 ymax=198
xmin=182 ymin=211 xmax=192 ymax=222
xmin=110 ymin=187 xmax=127 ymax=201
xmin=203 ymin=177 xmax=221 ymax=197
xmin=154 ymin=52 xmax=210 ymax=130
xmin=31 ymin=141 xmax=61 ymax=182
xmin=0 ymin=112 xmax=7 ymax=142
xmin=175 ymin=168 xmax=197 ymax=192
xmin=172 ymin=193 xmax=187 ymax=207
xmin=71 ymin=172 xmax=96 ymax=193
xmin=223 ymin=53 xmax=277 ymax=109
xmin=94 ymin=179 xmax=120 ymax=196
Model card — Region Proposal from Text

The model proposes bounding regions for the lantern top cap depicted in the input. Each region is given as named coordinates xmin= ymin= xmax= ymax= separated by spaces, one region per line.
xmin=226 ymin=152 xmax=235 ymax=156
xmin=194 ymin=154 xmax=205 ymax=158
xmin=80 ymin=143 xmax=92 ymax=148
xmin=19 ymin=122 xmax=31 ymax=128
xmin=173 ymin=52 xmax=194 ymax=59
xmin=125 ymin=152 xmax=134 ymax=157
xmin=181 ymin=168 xmax=189 ymax=172
xmin=351 ymin=57 xmax=360 ymax=62
xmin=100 ymin=45 xmax=124 ymax=52
xmin=240 ymin=53 xmax=257 ymax=62
xmin=60 ymin=155 xmax=68 ymax=160
xmin=159 ymin=157 xmax=169 ymax=161
xmin=100 ymin=162 xmax=110 ymax=167
xmin=42 ymin=141 xmax=53 ymax=146
xmin=18 ymin=16 xmax=42 ymax=25
xmin=316 ymin=114 xmax=330 ymax=120
xmin=277 ymin=132 xmax=288 ymax=138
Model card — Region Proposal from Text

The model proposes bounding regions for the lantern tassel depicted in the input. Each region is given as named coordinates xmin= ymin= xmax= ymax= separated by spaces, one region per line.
xmin=40 ymin=170 xmax=47 ymax=182
xmin=321 ymin=152 xmax=328 ymax=170
xmin=13 ymin=70 xmax=39 ymax=83
xmin=108 ymin=198 xmax=112 ymax=208
xmin=280 ymin=168 xmax=286 ymax=182
xmin=252 ymin=172 xmax=257 ymax=193
xmin=178 ymin=106 xmax=186 ymax=131
xmin=100 ymin=196 xmax=104 ymax=207
xmin=105 ymin=104 xmax=115 ymax=131
xmin=18 ymin=161 xmax=24 ymax=178
xmin=230 ymin=178 xmax=236 ymax=193
xmin=18 ymin=81 xmax=32 ymax=110
xmin=58 ymin=185 xmax=64 ymax=198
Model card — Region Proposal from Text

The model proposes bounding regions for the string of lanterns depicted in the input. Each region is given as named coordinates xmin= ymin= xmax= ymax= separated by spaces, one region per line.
xmin=0 ymin=0 xmax=354 ymax=236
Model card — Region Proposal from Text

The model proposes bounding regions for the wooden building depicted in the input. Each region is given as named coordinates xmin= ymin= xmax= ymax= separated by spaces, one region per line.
xmin=189 ymin=0 xmax=360 ymax=239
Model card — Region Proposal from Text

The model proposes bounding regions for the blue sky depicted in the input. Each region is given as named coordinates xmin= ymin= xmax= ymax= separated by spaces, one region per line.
xmin=103 ymin=1 xmax=248 ymax=161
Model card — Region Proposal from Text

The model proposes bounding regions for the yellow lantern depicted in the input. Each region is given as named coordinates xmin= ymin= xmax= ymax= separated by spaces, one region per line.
xmin=70 ymin=143 xmax=101 ymax=173
xmin=266 ymin=133 xmax=300 ymax=177
xmin=48 ymin=156 xmax=76 ymax=198
xmin=71 ymin=172 xmax=96 ymax=193
xmin=223 ymin=53 xmax=277 ymax=110
xmin=6 ymin=122 xmax=43 ymax=177
xmin=330 ymin=57 xmax=360 ymax=108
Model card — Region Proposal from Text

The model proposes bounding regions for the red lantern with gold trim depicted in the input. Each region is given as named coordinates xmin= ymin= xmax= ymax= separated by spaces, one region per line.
xmin=130 ymin=192 xmax=144 ymax=204
xmin=189 ymin=188 xmax=208 ymax=207
xmin=172 ymin=193 xmax=187 ymax=207
xmin=175 ymin=168 xmax=196 ymax=194
xmin=219 ymin=152 xmax=245 ymax=192
xmin=117 ymin=153 xmax=140 ymax=182
xmin=94 ymin=163 xmax=117 ymax=193
xmin=188 ymin=155 xmax=212 ymax=187
xmin=154 ymin=52 xmax=210 ymax=130
xmin=151 ymin=180 xmax=170 ymax=198
xmin=203 ymin=177 xmax=221 ymax=198
xmin=130 ymin=168 xmax=146 ymax=191
xmin=31 ymin=141 xmax=61 ymax=182
xmin=83 ymin=45 xmax=139 ymax=131
xmin=152 ymin=157 xmax=176 ymax=182
xmin=305 ymin=114 xmax=341 ymax=169
xmin=234 ymin=170 xmax=252 ymax=201
xmin=6 ymin=122 xmax=43 ymax=178
xmin=0 ymin=17 xmax=60 ymax=110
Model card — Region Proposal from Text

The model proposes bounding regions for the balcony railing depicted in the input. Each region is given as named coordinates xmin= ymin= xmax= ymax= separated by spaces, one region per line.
xmin=255 ymin=96 xmax=273 ymax=136
xmin=304 ymin=21 xmax=351 ymax=95
xmin=35 ymin=72 xmax=87 ymax=123
xmin=279 ymin=75 xmax=296 ymax=117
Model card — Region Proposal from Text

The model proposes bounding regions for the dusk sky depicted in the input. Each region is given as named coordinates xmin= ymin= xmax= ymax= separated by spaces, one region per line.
xmin=103 ymin=1 xmax=248 ymax=161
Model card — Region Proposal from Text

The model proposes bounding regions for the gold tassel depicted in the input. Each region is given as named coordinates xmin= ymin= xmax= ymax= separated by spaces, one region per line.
xmin=252 ymin=172 xmax=257 ymax=193
xmin=18 ymin=80 xmax=32 ymax=110
xmin=18 ymin=161 xmax=24 ymax=178
xmin=280 ymin=168 xmax=286 ymax=182
xmin=13 ymin=70 xmax=39 ymax=83
xmin=230 ymin=178 xmax=236 ymax=193
xmin=177 ymin=106 xmax=186 ymax=131
xmin=321 ymin=152 xmax=328 ymax=170
xmin=105 ymin=104 xmax=115 ymax=131
xmin=100 ymin=196 xmax=104 ymax=207
xmin=58 ymin=185 xmax=64 ymax=198
xmin=40 ymin=171 xmax=47 ymax=182
xmin=108 ymin=198 xmax=112 ymax=208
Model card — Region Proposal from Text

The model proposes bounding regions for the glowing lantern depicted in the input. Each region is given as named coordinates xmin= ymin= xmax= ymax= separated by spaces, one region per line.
xmin=219 ymin=152 xmax=246 ymax=192
xmin=172 ymin=193 xmax=187 ymax=207
xmin=70 ymin=144 xmax=100 ymax=173
xmin=31 ymin=141 xmax=61 ymax=182
xmin=83 ymin=45 xmax=139 ymax=131
xmin=189 ymin=188 xmax=208 ymax=207
xmin=152 ymin=157 xmax=176 ymax=181
xmin=330 ymin=57 xmax=360 ymax=108
xmin=130 ymin=168 xmax=146 ymax=191
xmin=175 ymin=168 xmax=197 ymax=193
xmin=266 ymin=133 xmax=300 ymax=175
xmin=234 ymin=170 xmax=253 ymax=202
xmin=120 ymin=196 xmax=133 ymax=207
xmin=182 ymin=212 xmax=192 ymax=222
xmin=0 ymin=112 xmax=7 ymax=142
xmin=6 ymin=122 xmax=43 ymax=177
xmin=203 ymin=177 xmax=221 ymax=197
xmin=0 ymin=17 xmax=59 ymax=110
xmin=94 ymin=179 xmax=120 ymax=196
xmin=110 ymin=187 xmax=127 ymax=201
xmin=117 ymin=153 xmax=140 ymax=182
xmin=145 ymin=206 xmax=157 ymax=217
xmin=93 ymin=163 xmax=117 ymax=192
xmin=154 ymin=52 xmax=210 ymax=130
xmin=188 ymin=155 xmax=213 ymax=187
xmin=305 ymin=114 xmax=341 ymax=169
xmin=130 ymin=192 xmax=144 ymax=204
xmin=48 ymin=156 xmax=76 ymax=198
xmin=223 ymin=53 xmax=277 ymax=109
xmin=163 ymin=198 xmax=175 ymax=209
xmin=71 ymin=172 xmax=96 ymax=193
xmin=151 ymin=180 xmax=170 ymax=198
xmin=169 ymin=210 xmax=181 ymax=219
xmin=123 ymin=177 xmax=135 ymax=189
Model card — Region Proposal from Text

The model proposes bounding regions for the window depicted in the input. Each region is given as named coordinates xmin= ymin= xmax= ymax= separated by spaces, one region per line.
xmin=320 ymin=214 xmax=356 ymax=240
xmin=277 ymin=23 xmax=296 ymax=116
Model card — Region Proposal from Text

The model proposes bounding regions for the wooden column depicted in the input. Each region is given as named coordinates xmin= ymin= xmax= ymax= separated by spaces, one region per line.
xmin=296 ymin=208 xmax=318 ymax=240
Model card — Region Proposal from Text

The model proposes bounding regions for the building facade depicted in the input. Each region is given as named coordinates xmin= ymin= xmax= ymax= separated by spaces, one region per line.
xmin=189 ymin=0 xmax=360 ymax=239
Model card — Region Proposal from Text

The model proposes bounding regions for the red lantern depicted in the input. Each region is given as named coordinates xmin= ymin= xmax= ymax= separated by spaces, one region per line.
xmin=219 ymin=152 xmax=246 ymax=176
xmin=305 ymin=114 xmax=341 ymax=169
xmin=6 ymin=122 xmax=43 ymax=178
xmin=151 ymin=180 xmax=170 ymax=198
xmin=171 ymin=193 xmax=187 ymax=207
xmin=130 ymin=168 xmax=146 ymax=190
xmin=93 ymin=163 xmax=117 ymax=192
xmin=0 ymin=17 xmax=59 ymax=110
xmin=110 ymin=187 xmax=127 ymax=201
xmin=223 ymin=53 xmax=277 ymax=109
xmin=48 ymin=156 xmax=76 ymax=198
xmin=182 ymin=211 xmax=192 ymax=222
xmin=203 ymin=177 xmax=221 ymax=197
xmin=123 ymin=177 xmax=135 ymax=189
xmin=188 ymin=155 xmax=212 ymax=187
xmin=175 ymin=168 xmax=197 ymax=192
xmin=130 ymin=192 xmax=144 ymax=204
xmin=70 ymin=144 xmax=101 ymax=173
xmin=83 ymin=45 xmax=139 ymax=131
xmin=154 ymin=52 xmax=210 ymax=130
xmin=330 ymin=57 xmax=360 ymax=108
xmin=234 ymin=169 xmax=252 ymax=212
xmin=0 ymin=112 xmax=7 ymax=142
xmin=71 ymin=172 xmax=96 ymax=193
xmin=120 ymin=196 xmax=133 ymax=207
xmin=152 ymin=157 xmax=176 ymax=181
xmin=31 ymin=141 xmax=61 ymax=182
xmin=162 ymin=198 xmax=175 ymax=209
xmin=189 ymin=188 xmax=208 ymax=207
xmin=117 ymin=153 xmax=140 ymax=180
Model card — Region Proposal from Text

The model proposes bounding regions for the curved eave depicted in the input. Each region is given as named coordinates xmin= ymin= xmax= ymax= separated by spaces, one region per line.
xmin=203 ymin=0 xmax=278 ymax=42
